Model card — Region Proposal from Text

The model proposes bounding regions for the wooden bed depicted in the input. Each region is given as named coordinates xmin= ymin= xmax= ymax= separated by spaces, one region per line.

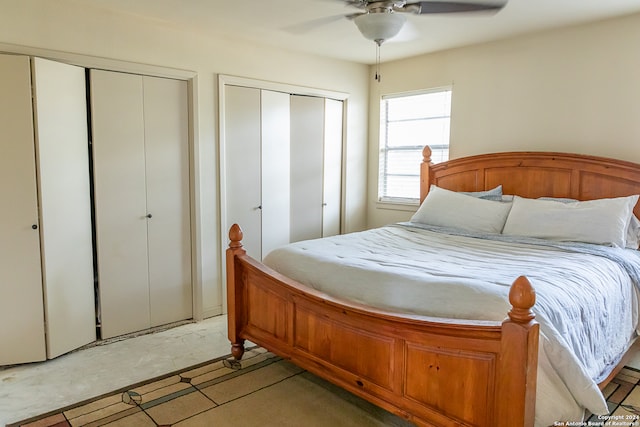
xmin=226 ymin=148 xmax=640 ymax=427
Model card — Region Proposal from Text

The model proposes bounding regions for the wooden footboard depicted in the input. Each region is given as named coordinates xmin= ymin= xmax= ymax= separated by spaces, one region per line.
xmin=227 ymin=224 xmax=539 ymax=427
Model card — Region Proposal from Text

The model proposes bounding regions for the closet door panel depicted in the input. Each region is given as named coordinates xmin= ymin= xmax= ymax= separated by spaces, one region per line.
xmin=0 ymin=54 xmax=46 ymax=365
xmin=143 ymin=76 xmax=193 ymax=326
xmin=90 ymin=70 xmax=150 ymax=339
xmin=224 ymin=86 xmax=262 ymax=260
xmin=32 ymin=58 xmax=96 ymax=358
xmin=322 ymin=99 xmax=343 ymax=238
xmin=261 ymin=90 xmax=291 ymax=257
xmin=290 ymin=95 xmax=324 ymax=242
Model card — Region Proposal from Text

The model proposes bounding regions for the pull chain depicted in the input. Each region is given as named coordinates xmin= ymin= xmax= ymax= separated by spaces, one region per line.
xmin=375 ymin=40 xmax=382 ymax=83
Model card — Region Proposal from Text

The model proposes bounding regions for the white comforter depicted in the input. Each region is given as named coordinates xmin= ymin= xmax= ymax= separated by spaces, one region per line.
xmin=263 ymin=223 xmax=640 ymax=426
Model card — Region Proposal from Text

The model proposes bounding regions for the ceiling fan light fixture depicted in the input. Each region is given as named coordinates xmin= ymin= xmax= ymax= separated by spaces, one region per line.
xmin=353 ymin=12 xmax=407 ymax=45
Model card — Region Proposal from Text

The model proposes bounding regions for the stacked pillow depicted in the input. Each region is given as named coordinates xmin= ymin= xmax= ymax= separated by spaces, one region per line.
xmin=410 ymin=185 xmax=640 ymax=249
xmin=410 ymin=185 xmax=511 ymax=234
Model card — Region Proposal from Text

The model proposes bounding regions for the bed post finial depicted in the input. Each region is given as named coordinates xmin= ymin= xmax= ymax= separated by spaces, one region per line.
xmin=422 ymin=145 xmax=432 ymax=163
xmin=229 ymin=224 xmax=244 ymax=249
xmin=420 ymin=146 xmax=434 ymax=203
xmin=508 ymin=276 xmax=536 ymax=324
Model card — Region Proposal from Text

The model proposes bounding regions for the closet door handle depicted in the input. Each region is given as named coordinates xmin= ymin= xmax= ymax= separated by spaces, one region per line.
xmin=32 ymin=224 xmax=38 ymax=230
xmin=254 ymin=205 xmax=262 ymax=210
xmin=146 ymin=214 xmax=153 ymax=218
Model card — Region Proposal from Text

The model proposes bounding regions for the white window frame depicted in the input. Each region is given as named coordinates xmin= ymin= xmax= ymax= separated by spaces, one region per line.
xmin=378 ymin=87 xmax=452 ymax=206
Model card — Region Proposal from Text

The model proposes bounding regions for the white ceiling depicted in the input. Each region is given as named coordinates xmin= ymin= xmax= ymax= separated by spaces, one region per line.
xmin=81 ymin=0 xmax=640 ymax=64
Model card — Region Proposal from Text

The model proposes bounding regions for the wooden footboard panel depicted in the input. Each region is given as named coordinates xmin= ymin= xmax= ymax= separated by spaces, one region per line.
xmin=227 ymin=224 xmax=539 ymax=427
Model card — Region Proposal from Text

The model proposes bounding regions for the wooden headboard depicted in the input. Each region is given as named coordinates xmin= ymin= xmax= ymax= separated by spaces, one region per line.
xmin=420 ymin=147 xmax=640 ymax=218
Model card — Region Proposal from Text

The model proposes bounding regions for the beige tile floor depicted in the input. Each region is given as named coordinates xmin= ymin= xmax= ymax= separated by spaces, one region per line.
xmin=0 ymin=315 xmax=231 ymax=427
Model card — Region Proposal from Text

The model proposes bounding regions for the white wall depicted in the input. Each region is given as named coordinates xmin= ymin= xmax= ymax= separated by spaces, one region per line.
xmin=0 ymin=0 xmax=370 ymax=318
xmin=367 ymin=12 xmax=640 ymax=228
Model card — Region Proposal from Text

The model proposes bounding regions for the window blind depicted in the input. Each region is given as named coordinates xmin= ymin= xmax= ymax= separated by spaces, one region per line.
xmin=378 ymin=88 xmax=452 ymax=203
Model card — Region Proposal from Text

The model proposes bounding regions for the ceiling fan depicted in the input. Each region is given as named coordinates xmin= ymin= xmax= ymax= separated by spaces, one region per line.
xmin=335 ymin=1 xmax=507 ymax=81
xmin=285 ymin=1 xmax=508 ymax=81
xmin=345 ymin=1 xmax=508 ymax=46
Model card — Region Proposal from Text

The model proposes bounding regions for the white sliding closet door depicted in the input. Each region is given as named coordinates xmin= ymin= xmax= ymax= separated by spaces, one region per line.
xmin=143 ymin=76 xmax=192 ymax=327
xmin=290 ymin=95 xmax=343 ymax=242
xmin=224 ymin=85 xmax=263 ymax=260
xmin=260 ymin=90 xmax=291 ymax=257
xmin=91 ymin=70 xmax=150 ymax=339
xmin=322 ymin=98 xmax=343 ymax=238
xmin=32 ymin=58 xmax=96 ymax=358
xmin=0 ymin=54 xmax=46 ymax=365
xmin=0 ymin=54 xmax=94 ymax=365
xmin=223 ymin=86 xmax=290 ymax=260
xmin=91 ymin=70 xmax=192 ymax=339
xmin=290 ymin=96 xmax=325 ymax=242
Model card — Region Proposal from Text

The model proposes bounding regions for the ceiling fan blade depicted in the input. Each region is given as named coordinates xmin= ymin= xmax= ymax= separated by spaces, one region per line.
xmin=345 ymin=12 xmax=366 ymax=20
xmin=410 ymin=1 xmax=506 ymax=14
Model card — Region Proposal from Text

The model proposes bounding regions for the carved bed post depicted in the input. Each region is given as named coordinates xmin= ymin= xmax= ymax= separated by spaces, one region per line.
xmin=420 ymin=145 xmax=433 ymax=203
xmin=227 ymin=224 xmax=246 ymax=360
xmin=496 ymin=276 xmax=539 ymax=427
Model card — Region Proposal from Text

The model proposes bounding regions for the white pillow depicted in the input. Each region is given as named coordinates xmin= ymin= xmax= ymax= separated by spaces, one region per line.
xmin=502 ymin=195 xmax=639 ymax=247
xmin=411 ymin=185 xmax=513 ymax=234
xmin=533 ymin=196 xmax=640 ymax=249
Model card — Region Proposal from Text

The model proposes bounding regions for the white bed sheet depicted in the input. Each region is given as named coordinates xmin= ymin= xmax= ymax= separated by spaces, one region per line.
xmin=263 ymin=223 xmax=640 ymax=427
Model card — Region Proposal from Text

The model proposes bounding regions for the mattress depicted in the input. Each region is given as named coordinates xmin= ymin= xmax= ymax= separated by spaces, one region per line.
xmin=263 ymin=223 xmax=640 ymax=426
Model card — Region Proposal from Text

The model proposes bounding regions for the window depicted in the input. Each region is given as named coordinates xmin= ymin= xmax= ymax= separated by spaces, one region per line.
xmin=378 ymin=88 xmax=452 ymax=204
